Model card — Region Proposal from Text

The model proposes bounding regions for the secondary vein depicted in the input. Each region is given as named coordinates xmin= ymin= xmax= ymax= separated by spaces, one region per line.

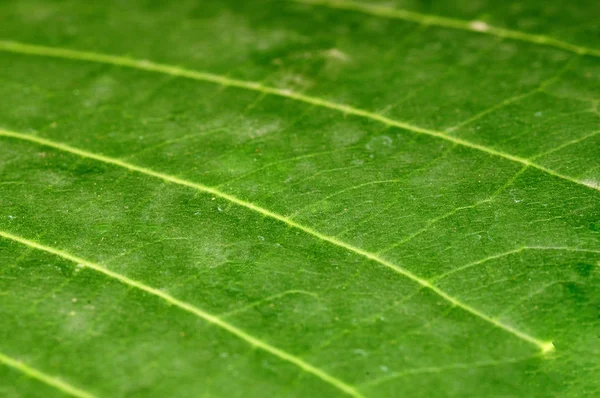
xmin=0 ymin=351 xmax=96 ymax=398
xmin=0 ymin=128 xmax=554 ymax=352
xmin=0 ymin=230 xmax=361 ymax=398
xmin=0 ymin=40 xmax=597 ymax=193
xmin=293 ymin=0 xmax=600 ymax=58
xmin=361 ymin=352 xmax=551 ymax=387
xmin=433 ymin=246 xmax=600 ymax=282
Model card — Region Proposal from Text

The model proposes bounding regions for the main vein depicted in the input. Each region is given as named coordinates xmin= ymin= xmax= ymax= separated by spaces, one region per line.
xmin=293 ymin=0 xmax=600 ymax=58
xmin=0 ymin=230 xmax=361 ymax=398
xmin=0 ymin=40 xmax=597 ymax=193
xmin=0 ymin=128 xmax=553 ymax=353
xmin=0 ymin=351 xmax=96 ymax=398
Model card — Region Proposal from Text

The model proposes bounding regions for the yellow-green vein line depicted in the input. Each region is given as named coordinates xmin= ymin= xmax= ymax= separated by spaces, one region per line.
xmin=0 ymin=231 xmax=361 ymax=398
xmin=434 ymin=246 xmax=600 ymax=282
xmin=361 ymin=352 xmax=552 ymax=387
xmin=293 ymin=0 xmax=600 ymax=58
xmin=0 ymin=128 xmax=554 ymax=353
xmin=0 ymin=351 xmax=96 ymax=398
xmin=0 ymin=40 xmax=597 ymax=192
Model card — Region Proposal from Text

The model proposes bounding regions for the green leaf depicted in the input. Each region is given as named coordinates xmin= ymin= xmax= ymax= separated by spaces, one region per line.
xmin=0 ymin=0 xmax=599 ymax=397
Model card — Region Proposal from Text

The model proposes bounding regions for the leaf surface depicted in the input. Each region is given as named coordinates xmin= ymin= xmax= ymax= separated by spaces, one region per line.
xmin=0 ymin=1 xmax=599 ymax=397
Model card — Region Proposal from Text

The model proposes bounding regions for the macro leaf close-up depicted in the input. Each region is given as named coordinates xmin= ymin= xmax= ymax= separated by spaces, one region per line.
xmin=0 ymin=0 xmax=599 ymax=397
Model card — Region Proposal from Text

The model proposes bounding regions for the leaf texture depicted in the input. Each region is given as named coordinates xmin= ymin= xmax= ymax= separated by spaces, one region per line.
xmin=0 ymin=1 xmax=599 ymax=397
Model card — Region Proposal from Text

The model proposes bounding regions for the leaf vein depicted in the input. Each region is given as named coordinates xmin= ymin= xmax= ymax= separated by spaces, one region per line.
xmin=0 ymin=40 xmax=597 ymax=192
xmin=293 ymin=0 xmax=600 ymax=57
xmin=434 ymin=246 xmax=600 ymax=281
xmin=0 ymin=230 xmax=361 ymax=398
xmin=0 ymin=128 xmax=554 ymax=352
xmin=0 ymin=351 xmax=96 ymax=398
xmin=361 ymin=353 xmax=551 ymax=387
